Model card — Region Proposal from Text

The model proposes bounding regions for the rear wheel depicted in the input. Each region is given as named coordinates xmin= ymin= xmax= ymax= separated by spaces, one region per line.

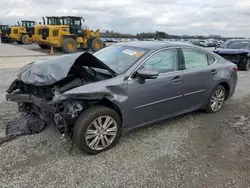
xmin=242 ymin=57 xmax=250 ymax=71
xmin=87 ymin=38 xmax=103 ymax=52
xmin=205 ymin=85 xmax=226 ymax=113
xmin=62 ymin=38 xmax=78 ymax=53
xmin=73 ymin=106 xmax=121 ymax=155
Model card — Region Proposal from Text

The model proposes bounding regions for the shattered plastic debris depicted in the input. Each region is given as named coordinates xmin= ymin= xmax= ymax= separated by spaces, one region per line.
xmin=6 ymin=113 xmax=46 ymax=139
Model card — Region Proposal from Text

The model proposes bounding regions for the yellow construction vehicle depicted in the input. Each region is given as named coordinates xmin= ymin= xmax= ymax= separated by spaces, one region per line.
xmin=27 ymin=16 xmax=63 ymax=49
xmin=6 ymin=20 xmax=35 ymax=44
xmin=40 ymin=16 xmax=105 ymax=53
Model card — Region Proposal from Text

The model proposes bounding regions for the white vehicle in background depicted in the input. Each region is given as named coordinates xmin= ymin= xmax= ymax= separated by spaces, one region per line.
xmin=198 ymin=40 xmax=209 ymax=47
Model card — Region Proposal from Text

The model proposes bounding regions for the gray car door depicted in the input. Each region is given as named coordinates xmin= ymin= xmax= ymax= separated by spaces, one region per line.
xmin=180 ymin=48 xmax=217 ymax=111
xmin=127 ymin=48 xmax=185 ymax=128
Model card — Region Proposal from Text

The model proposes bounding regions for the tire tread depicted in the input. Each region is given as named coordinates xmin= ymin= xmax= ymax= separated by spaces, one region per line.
xmin=73 ymin=105 xmax=121 ymax=155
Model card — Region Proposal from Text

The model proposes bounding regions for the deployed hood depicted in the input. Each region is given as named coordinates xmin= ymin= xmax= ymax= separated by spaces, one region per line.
xmin=16 ymin=52 xmax=116 ymax=86
xmin=214 ymin=48 xmax=250 ymax=55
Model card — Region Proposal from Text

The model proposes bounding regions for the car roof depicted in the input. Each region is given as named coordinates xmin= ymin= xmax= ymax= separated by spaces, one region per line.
xmin=225 ymin=39 xmax=250 ymax=42
xmin=115 ymin=41 xmax=198 ymax=50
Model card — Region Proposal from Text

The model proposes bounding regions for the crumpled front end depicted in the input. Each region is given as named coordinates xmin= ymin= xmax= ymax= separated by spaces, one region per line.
xmin=214 ymin=48 xmax=250 ymax=67
xmin=5 ymin=78 xmax=87 ymax=140
xmin=3 ymin=51 xmax=120 ymax=142
xmin=219 ymin=53 xmax=247 ymax=65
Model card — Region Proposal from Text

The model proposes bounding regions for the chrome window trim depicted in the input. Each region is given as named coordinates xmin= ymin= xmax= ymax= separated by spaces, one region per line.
xmin=128 ymin=46 xmax=218 ymax=80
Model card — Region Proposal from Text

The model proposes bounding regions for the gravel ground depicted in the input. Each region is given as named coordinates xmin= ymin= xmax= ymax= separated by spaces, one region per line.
xmin=0 ymin=57 xmax=250 ymax=188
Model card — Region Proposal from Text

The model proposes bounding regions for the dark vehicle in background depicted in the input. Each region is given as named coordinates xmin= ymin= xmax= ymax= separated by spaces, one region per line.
xmin=214 ymin=39 xmax=250 ymax=70
xmin=6 ymin=42 xmax=238 ymax=154
xmin=0 ymin=25 xmax=9 ymax=43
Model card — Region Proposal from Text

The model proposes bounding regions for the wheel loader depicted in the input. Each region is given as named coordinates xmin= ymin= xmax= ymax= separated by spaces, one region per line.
xmin=27 ymin=16 xmax=64 ymax=49
xmin=6 ymin=21 xmax=35 ymax=44
xmin=41 ymin=16 xmax=105 ymax=53
xmin=0 ymin=25 xmax=9 ymax=43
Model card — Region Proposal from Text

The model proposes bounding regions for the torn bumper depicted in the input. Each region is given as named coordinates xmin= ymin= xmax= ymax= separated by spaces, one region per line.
xmin=6 ymin=92 xmax=56 ymax=113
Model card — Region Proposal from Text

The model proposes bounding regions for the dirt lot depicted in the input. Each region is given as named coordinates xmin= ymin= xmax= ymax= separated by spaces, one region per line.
xmin=0 ymin=56 xmax=250 ymax=188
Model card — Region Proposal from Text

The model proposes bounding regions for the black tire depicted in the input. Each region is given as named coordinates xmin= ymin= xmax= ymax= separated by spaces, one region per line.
xmin=17 ymin=41 xmax=23 ymax=44
xmin=1 ymin=36 xmax=8 ymax=43
xmin=87 ymin=38 xmax=103 ymax=52
xmin=73 ymin=106 xmax=121 ymax=155
xmin=62 ymin=38 xmax=77 ymax=53
xmin=21 ymin=35 xmax=31 ymax=45
xmin=241 ymin=57 xmax=250 ymax=71
xmin=205 ymin=85 xmax=226 ymax=113
xmin=38 ymin=44 xmax=49 ymax=49
xmin=102 ymin=41 xmax=107 ymax=48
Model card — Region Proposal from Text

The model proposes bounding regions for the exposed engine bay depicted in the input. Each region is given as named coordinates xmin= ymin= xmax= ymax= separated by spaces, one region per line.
xmin=4 ymin=52 xmax=115 ymax=141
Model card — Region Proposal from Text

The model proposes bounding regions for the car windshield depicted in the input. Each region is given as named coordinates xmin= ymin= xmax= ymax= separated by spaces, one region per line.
xmin=223 ymin=41 xmax=250 ymax=49
xmin=92 ymin=45 xmax=149 ymax=74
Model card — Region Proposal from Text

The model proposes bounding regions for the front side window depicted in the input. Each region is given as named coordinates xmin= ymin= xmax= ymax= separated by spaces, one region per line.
xmin=74 ymin=20 xmax=81 ymax=26
xmin=139 ymin=49 xmax=179 ymax=74
xmin=183 ymin=49 xmax=209 ymax=69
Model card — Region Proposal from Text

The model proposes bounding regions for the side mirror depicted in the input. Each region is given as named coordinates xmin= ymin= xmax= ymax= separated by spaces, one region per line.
xmin=137 ymin=68 xmax=159 ymax=79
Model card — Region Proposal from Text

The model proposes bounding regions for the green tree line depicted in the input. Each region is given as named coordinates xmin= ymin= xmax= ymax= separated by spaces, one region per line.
xmin=100 ymin=30 xmax=245 ymax=40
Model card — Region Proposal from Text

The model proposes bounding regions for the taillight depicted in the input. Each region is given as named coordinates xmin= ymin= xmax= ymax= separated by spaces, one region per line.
xmin=233 ymin=66 xmax=238 ymax=72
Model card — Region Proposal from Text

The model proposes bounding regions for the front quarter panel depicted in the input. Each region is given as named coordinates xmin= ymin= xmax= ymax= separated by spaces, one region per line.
xmin=50 ymin=75 xmax=130 ymax=127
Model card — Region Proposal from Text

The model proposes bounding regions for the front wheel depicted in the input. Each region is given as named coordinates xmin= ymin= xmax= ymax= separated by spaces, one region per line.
xmin=73 ymin=106 xmax=121 ymax=155
xmin=87 ymin=38 xmax=104 ymax=52
xmin=205 ymin=85 xmax=226 ymax=113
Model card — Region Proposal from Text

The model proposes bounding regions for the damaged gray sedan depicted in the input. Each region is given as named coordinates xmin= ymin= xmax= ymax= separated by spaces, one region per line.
xmin=5 ymin=42 xmax=238 ymax=154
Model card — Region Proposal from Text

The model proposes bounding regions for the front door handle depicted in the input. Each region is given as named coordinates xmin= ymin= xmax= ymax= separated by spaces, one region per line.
xmin=172 ymin=76 xmax=182 ymax=83
xmin=210 ymin=69 xmax=217 ymax=75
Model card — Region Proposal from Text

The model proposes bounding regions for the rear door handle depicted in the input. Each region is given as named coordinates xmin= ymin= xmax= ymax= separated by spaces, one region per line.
xmin=172 ymin=76 xmax=182 ymax=83
xmin=210 ymin=69 xmax=217 ymax=75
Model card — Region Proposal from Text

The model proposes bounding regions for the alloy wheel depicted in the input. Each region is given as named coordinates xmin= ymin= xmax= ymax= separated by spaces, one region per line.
xmin=210 ymin=89 xmax=225 ymax=112
xmin=85 ymin=116 xmax=118 ymax=151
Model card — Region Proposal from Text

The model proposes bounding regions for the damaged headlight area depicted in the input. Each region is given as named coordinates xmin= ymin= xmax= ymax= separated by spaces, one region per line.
xmin=53 ymin=100 xmax=85 ymax=134
xmin=2 ymin=99 xmax=87 ymax=144
xmin=4 ymin=78 xmax=93 ymax=141
xmin=220 ymin=54 xmax=247 ymax=64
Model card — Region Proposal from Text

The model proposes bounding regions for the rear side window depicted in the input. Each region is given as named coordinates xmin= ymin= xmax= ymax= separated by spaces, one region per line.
xmin=182 ymin=48 xmax=215 ymax=69
xmin=207 ymin=54 xmax=215 ymax=65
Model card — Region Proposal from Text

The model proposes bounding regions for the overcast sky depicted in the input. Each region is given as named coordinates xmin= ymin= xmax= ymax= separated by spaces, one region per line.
xmin=1 ymin=0 xmax=250 ymax=37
